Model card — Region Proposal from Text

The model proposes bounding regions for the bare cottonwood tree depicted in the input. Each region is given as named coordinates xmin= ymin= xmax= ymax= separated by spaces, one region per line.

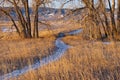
xmin=83 ymin=0 xmax=120 ymax=40
xmin=0 ymin=0 xmax=51 ymax=38
xmin=61 ymin=0 xmax=120 ymax=40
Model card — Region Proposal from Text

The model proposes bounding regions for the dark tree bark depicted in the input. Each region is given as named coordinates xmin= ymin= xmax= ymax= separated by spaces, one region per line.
xmin=33 ymin=5 xmax=39 ymax=38
xmin=22 ymin=0 xmax=32 ymax=38
xmin=117 ymin=0 xmax=120 ymax=33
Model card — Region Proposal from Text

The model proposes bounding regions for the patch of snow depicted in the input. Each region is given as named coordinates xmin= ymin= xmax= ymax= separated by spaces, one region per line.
xmin=60 ymin=15 xmax=64 ymax=17
xmin=68 ymin=29 xmax=83 ymax=35
xmin=48 ymin=13 xmax=54 ymax=16
xmin=103 ymin=42 xmax=111 ymax=45
xmin=1 ymin=27 xmax=16 ymax=32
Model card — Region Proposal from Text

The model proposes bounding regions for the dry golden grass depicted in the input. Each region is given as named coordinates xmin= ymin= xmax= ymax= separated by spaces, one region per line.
xmin=0 ymin=36 xmax=55 ymax=76
xmin=1 ymin=20 xmax=120 ymax=80
xmin=38 ymin=19 xmax=82 ymax=38
xmin=10 ymin=35 xmax=120 ymax=80
xmin=0 ymin=20 xmax=82 ymax=77
xmin=0 ymin=21 xmax=14 ymax=26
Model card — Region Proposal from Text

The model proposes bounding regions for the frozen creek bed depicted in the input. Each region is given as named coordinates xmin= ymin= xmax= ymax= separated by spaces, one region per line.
xmin=0 ymin=29 xmax=83 ymax=80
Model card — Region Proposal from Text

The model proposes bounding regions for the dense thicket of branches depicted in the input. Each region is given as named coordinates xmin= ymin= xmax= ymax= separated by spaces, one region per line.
xmin=0 ymin=0 xmax=51 ymax=38
xmin=62 ymin=0 xmax=120 ymax=40
xmin=81 ymin=0 xmax=120 ymax=40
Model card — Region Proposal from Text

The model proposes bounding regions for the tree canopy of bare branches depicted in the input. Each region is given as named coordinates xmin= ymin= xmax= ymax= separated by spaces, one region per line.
xmin=62 ymin=0 xmax=120 ymax=40
xmin=0 ymin=0 xmax=51 ymax=38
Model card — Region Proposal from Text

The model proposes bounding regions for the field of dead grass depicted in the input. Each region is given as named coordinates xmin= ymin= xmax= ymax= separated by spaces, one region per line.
xmin=9 ymin=34 xmax=120 ymax=80
xmin=0 ymin=36 xmax=55 ymax=76
xmin=0 ymin=20 xmax=82 ymax=77
xmin=1 ymin=20 xmax=119 ymax=80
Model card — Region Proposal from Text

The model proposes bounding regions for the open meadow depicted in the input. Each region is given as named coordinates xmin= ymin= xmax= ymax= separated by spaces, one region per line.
xmin=0 ymin=20 xmax=83 ymax=79
xmin=0 ymin=18 xmax=120 ymax=80
xmin=0 ymin=0 xmax=120 ymax=80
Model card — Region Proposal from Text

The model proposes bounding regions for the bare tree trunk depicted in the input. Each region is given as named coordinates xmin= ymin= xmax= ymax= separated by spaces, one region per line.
xmin=23 ymin=0 xmax=32 ymax=38
xmin=33 ymin=5 xmax=39 ymax=38
xmin=117 ymin=0 xmax=120 ymax=33
xmin=108 ymin=0 xmax=117 ymax=38
xmin=13 ymin=0 xmax=28 ymax=38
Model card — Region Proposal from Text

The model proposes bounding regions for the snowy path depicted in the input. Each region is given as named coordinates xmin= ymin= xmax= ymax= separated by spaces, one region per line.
xmin=0 ymin=29 xmax=83 ymax=80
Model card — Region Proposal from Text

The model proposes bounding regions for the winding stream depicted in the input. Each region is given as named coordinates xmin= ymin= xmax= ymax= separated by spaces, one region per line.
xmin=0 ymin=29 xmax=83 ymax=80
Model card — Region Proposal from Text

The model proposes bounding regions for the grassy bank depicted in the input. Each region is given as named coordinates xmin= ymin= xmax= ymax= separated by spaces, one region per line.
xmin=9 ymin=34 xmax=120 ymax=80
xmin=1 ymin=20 xmax=119 ymax=80
xmin=0 ymin=37 xmax=55 ymax=76
xmin=0 ymin=20 xmax=82 ymax=77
